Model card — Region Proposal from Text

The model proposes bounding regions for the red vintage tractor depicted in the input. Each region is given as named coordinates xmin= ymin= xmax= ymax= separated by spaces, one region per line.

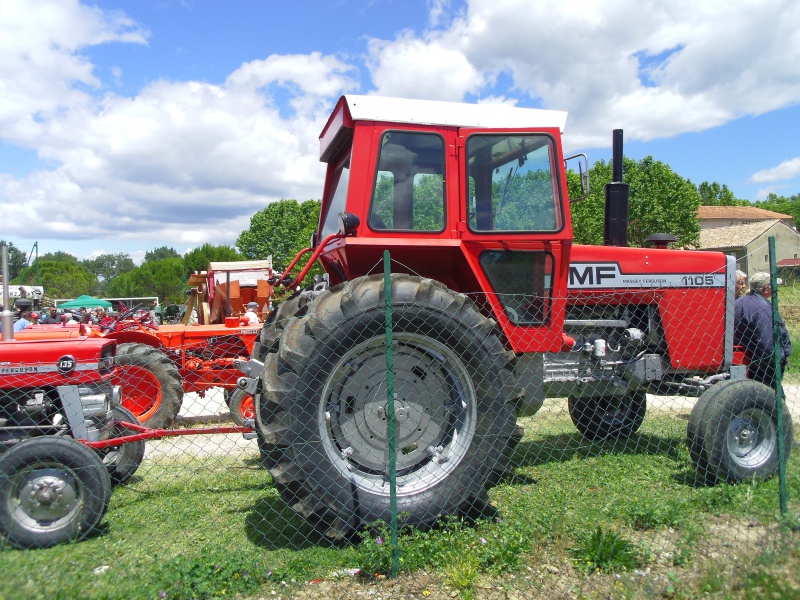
xmin=18 ymin=288 xmax=271 ymax=428
xmin=0 ymin=322 xmax=145 ymax=548
xmin=239 ymin=95 xmax=791 ymax=539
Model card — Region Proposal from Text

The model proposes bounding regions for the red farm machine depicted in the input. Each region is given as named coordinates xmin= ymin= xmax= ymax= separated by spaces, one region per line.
xmin=234 ymin=95 xmax=791 ymax=540
xmin=16 ymin=260 xmax=275 ymax=428
xmin=0 ymin=257 xmax=145 ymax=548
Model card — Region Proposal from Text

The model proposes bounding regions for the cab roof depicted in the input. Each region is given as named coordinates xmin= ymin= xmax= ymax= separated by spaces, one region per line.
xmin=319 ymin=94 xmax=568 ymax=162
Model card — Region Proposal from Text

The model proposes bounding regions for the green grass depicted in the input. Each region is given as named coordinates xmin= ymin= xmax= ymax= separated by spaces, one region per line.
xmin=1 ymin=411 xmax=798 ymax=599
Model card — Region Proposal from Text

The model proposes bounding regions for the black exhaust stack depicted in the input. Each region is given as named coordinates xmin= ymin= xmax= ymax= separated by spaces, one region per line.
xmin=603 ymin=129 xmax=629 ymax=247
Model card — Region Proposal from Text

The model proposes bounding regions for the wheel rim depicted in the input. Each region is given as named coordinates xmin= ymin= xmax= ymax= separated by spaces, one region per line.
xmin=725 ymin=408 xmax=776 ymax=469
xmin=115 ymin=365 xmax=163 ymax=422
xmin=319 ymin=333 xmax=477 ymax=497
xmin=8 ymin=462 xmax=83 ymax=532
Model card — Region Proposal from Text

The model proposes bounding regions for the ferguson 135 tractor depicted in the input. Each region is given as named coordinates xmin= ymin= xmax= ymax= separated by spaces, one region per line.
xmin=238 ymin=95 xmax=792 ymax=540
xmin=0 ymin=288 xmax=144 ymax=548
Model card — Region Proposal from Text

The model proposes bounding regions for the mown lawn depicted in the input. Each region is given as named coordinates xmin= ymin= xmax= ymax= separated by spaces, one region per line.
xmin=1 ymin=409 xmax=798 ymax=599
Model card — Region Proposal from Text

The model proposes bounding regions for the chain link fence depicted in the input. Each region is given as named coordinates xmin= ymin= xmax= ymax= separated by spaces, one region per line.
xmin=1 ymin=253 xmax=799 ymax=599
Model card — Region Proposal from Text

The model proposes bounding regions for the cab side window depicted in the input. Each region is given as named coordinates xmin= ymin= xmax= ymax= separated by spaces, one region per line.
xmin=369 ymin=132 xmax=445 ymax=232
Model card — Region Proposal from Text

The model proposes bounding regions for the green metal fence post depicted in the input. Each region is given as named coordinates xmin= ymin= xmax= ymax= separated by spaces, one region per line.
xmin=383 ymin=250 xmax=399 ymax=576
xmin=769 ymin=236 xmax=788 ymax=515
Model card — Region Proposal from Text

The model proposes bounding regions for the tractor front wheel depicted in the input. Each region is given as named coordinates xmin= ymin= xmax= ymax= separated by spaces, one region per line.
xmin=0 ymin=437 xmax=111 ymax=549
xmin=114 ymin=343 xmax=183 ymax=429
xmin=568 ymin=391 xmax=646 ymax=441
xmin=258 ymin=274 xmax=519 ymax=539
xmin=702 ymin=379 xmax=792 ymax=483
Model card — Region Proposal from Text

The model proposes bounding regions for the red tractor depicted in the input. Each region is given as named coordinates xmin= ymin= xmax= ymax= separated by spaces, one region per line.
xmin=241 ymin=95 xmax=791 ymax=539
xmin=17 ymin=289 xmax=270 ymax=428
xmin=0 ymin=324 xmax=144 ymax=549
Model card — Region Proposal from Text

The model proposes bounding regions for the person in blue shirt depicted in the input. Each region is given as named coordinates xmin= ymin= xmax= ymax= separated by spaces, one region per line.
xmin=13 ymin=310 xmax=32 ymax=332
xmin=734 ymin=272 xmax=792 ymax=388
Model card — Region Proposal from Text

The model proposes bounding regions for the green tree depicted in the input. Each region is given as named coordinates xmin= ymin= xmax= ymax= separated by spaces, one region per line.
xmin=568 ymin=156 xmax=701 ymax=248
xmin=183 ymin=244 xmax=242 ymax=275
xmin=40 ymin=251 xmax=79 ymax=263
xmin=20 ymin=261 xmax=98 ymax=299
xmin=755 ymin=192 xmax=800 ymax=223
xmin=108 ymin=257 xmax=187 ymax=303
xmin=0 ymin=240 xmax=27 ymax=281
xmin=144 ymin=246 xmax=181 ymax=263
xmin=697 ymin=181 xmax=747 ymax=206
xmin=236 ymin=199 xmax=321 ymax=270
xmin=83 ymin=253 xmax=136 ymax=295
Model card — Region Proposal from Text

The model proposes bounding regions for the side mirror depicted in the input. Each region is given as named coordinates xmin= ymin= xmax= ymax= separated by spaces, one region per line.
xmin=564 ymin=153 xmax=590 ymax=202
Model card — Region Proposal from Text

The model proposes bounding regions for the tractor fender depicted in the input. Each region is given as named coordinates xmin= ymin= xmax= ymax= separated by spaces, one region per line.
xmin=106 ymin=330 xmax=164 ymax=349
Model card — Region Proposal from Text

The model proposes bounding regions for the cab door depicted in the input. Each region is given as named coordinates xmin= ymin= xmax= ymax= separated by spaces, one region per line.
xmin=456 ymin=128 xmax=572 ymax=352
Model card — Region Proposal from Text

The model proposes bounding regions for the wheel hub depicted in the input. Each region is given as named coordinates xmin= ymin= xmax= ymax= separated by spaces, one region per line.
xmin=18 ymin=470 xmax=79 ymax=523
xmin=321 ymin=333 xmax=476 ymax=492
xmin=726 ymin=409 xmax=776 ymax=467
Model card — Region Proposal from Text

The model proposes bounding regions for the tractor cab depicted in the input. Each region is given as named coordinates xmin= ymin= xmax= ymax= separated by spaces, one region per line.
xmin=314 ymin=95 xmax=582 ymax=352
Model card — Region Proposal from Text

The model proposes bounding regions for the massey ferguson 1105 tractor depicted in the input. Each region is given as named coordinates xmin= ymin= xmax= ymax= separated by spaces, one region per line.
xmin=239 ymin=95 xmax=792 ymax=540
xmin=0 ymin=325 xmax=144 ymax=549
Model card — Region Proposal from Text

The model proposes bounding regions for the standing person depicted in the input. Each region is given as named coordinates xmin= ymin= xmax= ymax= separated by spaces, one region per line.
xmin=734 ymin=272 xmax=792 ymax=388
xmin=735 ymin=270 xmax=747 ymax=298
xmin=41 ymin=307 xmax=60 ymax=324
xmin=243 ymin=302 xmax=260 ymax=325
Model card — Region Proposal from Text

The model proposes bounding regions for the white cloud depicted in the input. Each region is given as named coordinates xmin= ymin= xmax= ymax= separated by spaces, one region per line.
xmin=365 ymin=0 xmax=800 ymax=149
xmin=751 ymin=157 xmax=800 ymax=183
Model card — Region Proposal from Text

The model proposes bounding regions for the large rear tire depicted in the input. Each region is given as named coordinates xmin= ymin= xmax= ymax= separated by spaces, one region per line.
xmin=568 ymin=391 xmax=646 ymax=441
xmin=0 ymin=437 xmax=111 ymax=549
xmin=257 ymin=274 xmax=519 ymax=539
xmin=114 ymin=343 xmax=183 ymax=429
xmin=702 ymin=379 xmax=793 ymax=483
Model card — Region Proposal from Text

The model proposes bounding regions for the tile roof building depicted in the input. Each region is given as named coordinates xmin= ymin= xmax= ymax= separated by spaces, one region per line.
xmin=697 ymin=207 xmax=800 ymax=277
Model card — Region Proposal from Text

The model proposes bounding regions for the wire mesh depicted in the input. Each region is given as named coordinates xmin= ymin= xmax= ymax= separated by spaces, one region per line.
xmin=1 ymin=260 xmax=798 ymax=599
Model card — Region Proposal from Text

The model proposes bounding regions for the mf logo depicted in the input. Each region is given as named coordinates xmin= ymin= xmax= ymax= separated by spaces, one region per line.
xmin=569 ymin=263 xmax=619 ymax=288
xmin=57 ymin=355 xmax=76 ymax=375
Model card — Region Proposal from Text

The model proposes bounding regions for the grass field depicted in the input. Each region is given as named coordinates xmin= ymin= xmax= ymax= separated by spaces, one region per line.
xmin=1 ymin=409 xmax=798 ymax=599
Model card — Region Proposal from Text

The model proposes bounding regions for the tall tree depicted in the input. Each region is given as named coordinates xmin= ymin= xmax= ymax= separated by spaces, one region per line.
xmin=697 ymin=181 xmax=747 ymax=206
xmin=236 ymin=199 xmax=321 ymax=270
xmin=0 ymin=240 xmax=27 ymax=281
xmin=754 ymin=192 xmax=800 ymax=223
xmin=40 ymin=251 xmax=79 ymax=263
xmin=568 ymin=156 xmax=701 ymax=248
xmin=144 ymin=246 xmax=181 ymax=263
xmin=22 ymin=261 xmax=98 ymax=300
xmin=183 ymin=244 xmax=241 ymax=275
xmin=108 ymin=257 xmax=187 ymax=303
xmin=83 ymin=253 xmax=136 ymax=295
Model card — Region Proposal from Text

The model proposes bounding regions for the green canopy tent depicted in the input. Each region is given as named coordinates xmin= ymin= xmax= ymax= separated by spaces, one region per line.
xmin=58 ymin=295 xmax=113 ymax=309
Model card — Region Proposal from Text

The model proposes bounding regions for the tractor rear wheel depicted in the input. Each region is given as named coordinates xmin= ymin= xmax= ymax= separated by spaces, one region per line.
xmin=568 ymin=391 xmax=646 ymax=441
xmin=702 ymin=379 xmax=792 ymax=483
xmin=99 ymin=405 xmax=145 ymax=486
xmin=114 ymin=343 xmax=183 ymax=429
xmin=0 ymin=437 xmax=111 ymax=549
xmin=258 ymin=274 xmax=519 ymax=539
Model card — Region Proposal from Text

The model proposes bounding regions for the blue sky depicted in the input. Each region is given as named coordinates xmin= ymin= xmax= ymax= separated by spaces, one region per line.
xmin=1 ymin=0 xmax=799 ymax=263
